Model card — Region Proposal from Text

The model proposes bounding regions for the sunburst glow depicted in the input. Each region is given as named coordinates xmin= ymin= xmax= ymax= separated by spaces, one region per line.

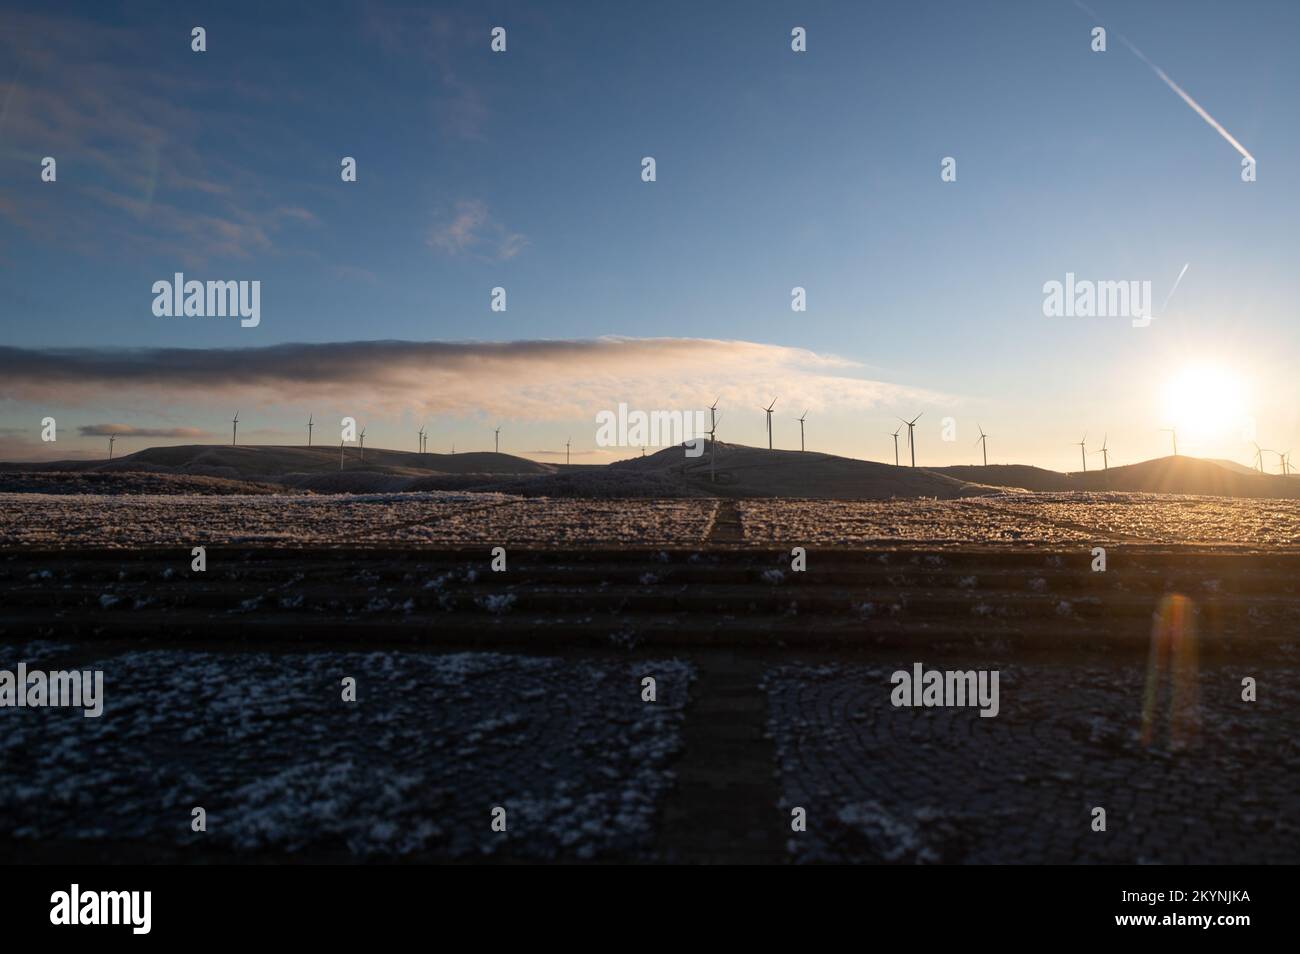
xmin=1160 ymin=365 xmax=1251 ymax=443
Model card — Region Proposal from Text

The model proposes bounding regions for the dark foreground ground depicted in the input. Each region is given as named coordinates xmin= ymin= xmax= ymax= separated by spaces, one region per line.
xmin=2 ymin=542 xmax=1297 ymax=864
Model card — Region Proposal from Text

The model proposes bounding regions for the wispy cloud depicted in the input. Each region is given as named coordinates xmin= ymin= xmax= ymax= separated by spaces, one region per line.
xmin=0 ymin=11 xmax=318 ymax=264
xmin=428 ymin=200 xmax=528 ymax=260
xmin=0 ymin=338 xmax=944 ymax=421
xmin=363 ymin=5 xmax=491 ymax=140
xmin=78 ymin=424 xmax=210 ymax=438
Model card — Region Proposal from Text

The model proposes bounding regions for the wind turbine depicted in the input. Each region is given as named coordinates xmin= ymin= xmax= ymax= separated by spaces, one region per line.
xmin=709 ymin=398 xmax=719 ymax=434
xmin=975 ymin=425 xmax=989 ymax=467
xmin=418 ymin=425 xmax=425 ymax=454
xmin=339 ymin=439 xmax=345 ymax=470
xmin=231 ymin=412 xmax=239 ymax=447
xmin=762 ymin=398 xmax=778 ymax=450
xmin=1258 ymin=447 xmax=1275 ymax=474
xmin=900 ymin=412 xmax=923 ymax=467
xmin=565 ymin=437 xmax=571 ymax=466
xmin=494 ymin=425 xmax=501 ymax=454
xmin=307 ymin=414 xmax=314 ymax=447
xmin=890 ymin=426 xmax=901 ymax=466
xmin=1161 ymin=428 xmax=1178 ymax=456
xmin=359 ymin=427 xmax=366 ymax=463
xmin=1252 ymin=441 xmax=1264 ymax=473
xmin=709 ymin=411 xmax=724 ymax=482
xmin=1093 ymin=433 xmax=1109 ymax=470
xmin=797 ymin=410 xmax=808 ymax=452
xmin=1075 ymin=432 xmax=1088 ymax=472
xmin=1276 ymin=450 xmax=1289 ymax=475
xmin=107 ymin=434 xmax=116 ymax=460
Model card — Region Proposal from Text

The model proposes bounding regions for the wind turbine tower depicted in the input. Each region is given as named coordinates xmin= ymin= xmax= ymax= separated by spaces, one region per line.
xmin=308 ymin=414 xmax=314 ymax=447
xmin=975 ymin=425 xmax=988 ymax=467
xmin=494 ymin=425 xmax=501 ymax=455
xmin=1162 ymin=428 xmax=1178 ymax=456
xmin=709 ymin=412 xmax=723 ymax=483
xmin=891 ymin=426 xmax=901 ymax=467
xmin=797 ymin=410 xmax=808 ymax=452
xmin=1075 ymin=433 xmax=1088 ymax=472
xmin=108 ymin=434 xmax=116 ymax=460
xmin=232 ymin=412 xmax=239 ymax=447
xmin=901 ymin=412 xmax=923 ymax=467
xmin=1095 ymin=434 xmax=1109 ymax=470
xmin=763 ymin=398 xmax=777 ymax=450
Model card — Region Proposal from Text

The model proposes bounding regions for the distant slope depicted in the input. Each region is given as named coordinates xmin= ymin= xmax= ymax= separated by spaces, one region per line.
xmin=1210 ymin=458 xmax=1269 ymax=477
xmin=607 ymin=442 xmax=999 ymax=499
xmin=929 ymin=464 xmax=1072 ymax=492
xmin=934 ymin=456 xmax=1300 ymax=499
xmin=1 ymin=444 xmax=553 ymax=480
xmin=0 ymin=471 xmax=285 ymax=495
xmin=4 ymin=444 xmax=1298 ymax=500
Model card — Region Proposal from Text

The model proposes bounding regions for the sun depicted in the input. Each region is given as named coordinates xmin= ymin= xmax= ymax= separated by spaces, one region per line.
xmin=1160 ymin=364 xmax=1250 ymax=442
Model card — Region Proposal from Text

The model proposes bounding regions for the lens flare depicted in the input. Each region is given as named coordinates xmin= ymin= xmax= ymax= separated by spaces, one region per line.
xmin=1141 ymin=594 xmax=1200 ymax=748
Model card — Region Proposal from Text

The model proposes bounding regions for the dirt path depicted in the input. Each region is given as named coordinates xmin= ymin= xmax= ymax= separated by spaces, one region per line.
xmin=653 ymin=652 xmax=786 ymax=863
xmin=706 ymin=499 xmax=744 ymax=544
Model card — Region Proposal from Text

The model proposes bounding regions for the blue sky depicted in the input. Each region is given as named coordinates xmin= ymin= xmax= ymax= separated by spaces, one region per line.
xmin=1 ymin=0 xmax=1297 ymax=468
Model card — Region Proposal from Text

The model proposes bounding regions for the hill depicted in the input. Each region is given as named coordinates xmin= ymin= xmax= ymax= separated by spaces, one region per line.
xmin=4 ymin=443 xmax=1299 ymax=500
xmin=604 ymin=441 xmax=999 ymax=499
xmin=933 ymin=456 xmax=1300 ymax=499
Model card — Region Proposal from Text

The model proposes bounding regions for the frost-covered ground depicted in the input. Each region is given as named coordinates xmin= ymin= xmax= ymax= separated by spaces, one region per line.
xmin=982 ymin=492 xmax=1300 ymax=546
xmin=6 ymin=490 xmax=1300 ymax=549
xmin=0 ymin=492 xmax=717 ymax=547
xmin=738 ymin=499 xmax=1095 ymax=544
xmin=0 ymin=649 xmax=693 ymax=860
xmin=764 ymin=660 xmax=1300 ymax=864
xmin=740 ymin=493 xmax=1300 ymax=546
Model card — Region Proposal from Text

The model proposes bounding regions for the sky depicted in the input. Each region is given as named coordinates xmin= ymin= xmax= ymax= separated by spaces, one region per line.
xmin=1 ymin=0 xmax=1297 ymax=469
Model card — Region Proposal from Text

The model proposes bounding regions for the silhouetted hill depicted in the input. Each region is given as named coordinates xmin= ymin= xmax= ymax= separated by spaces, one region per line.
xmin=933 ymin=456 xmax=1300 ymax=499
xmin=1 ymin=444 xmax=553 ymax=480
xmin=4 ymin=444 xmax=1298 ymax=499
xmin=606 ymin=442 xmax=1000 ymax=499
xmin=929 ymin=464 xmax=1072 ymax=492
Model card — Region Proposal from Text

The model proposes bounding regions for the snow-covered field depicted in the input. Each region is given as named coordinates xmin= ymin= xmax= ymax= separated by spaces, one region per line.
xmin=0 ymin=492 xmax=718 ymax=547
xmin=740 ymin=493 xmax=1300 ymax=547
xmin=5 ymin=490 xmax=1300 ymax=548
xmin=738 ymin=498 xmax=1093 ymax=544
xmin=0 ymin=647 xmax=694 ymax=860
xmin=764 ymin=659 xmax=1300 ymax=863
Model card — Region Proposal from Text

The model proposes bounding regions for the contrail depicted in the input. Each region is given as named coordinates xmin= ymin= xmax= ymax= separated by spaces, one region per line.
xmin=1159 ymin=262 xmax=1190 ymax=316
xmin=1073 ymin=0 xmax=1254 ymax=161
